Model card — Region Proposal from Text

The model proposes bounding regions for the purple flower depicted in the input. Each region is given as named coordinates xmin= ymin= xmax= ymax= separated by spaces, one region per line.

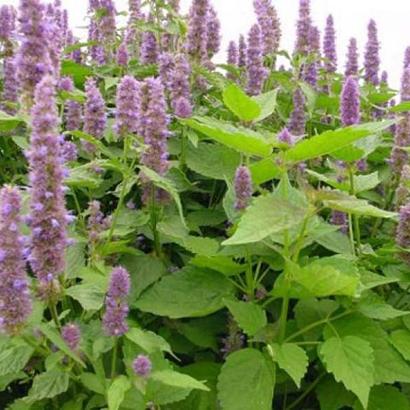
xmin=158 ymin=52 xmax=175 ymax=90
xmin=170 ymin=54 xmax=192 ymax=118
xmin=253 ymin=0 xmax=281 ymax=55
xmin=84 ymin=78 xmax=106 ymax=141
xmin=45 ymin=1 xmax=64 ymax=77
xmin=0 ymin=5 xmax=16 ymax=42
xmin=59 ymin=76 xmax=73 ymax=92
xmin=234 ymin=166 xmax=253 ymax=210
xmin=345 ymin=38 xmax=359 ymax=77
xmin=66 ymin=30 xmax=82 ymax=64
xmin=137 ymin=77 xmax=170 ymax=202
xmin=1 ymin=57 xmax=18 ymax=115
xmin=396 ymin=165 xmax=410 ymax=210
xmin=246 ymin=24 xmax=267 ymax=96
xmin=227 ymin=41 xmax=238 ymax=66
xmin=60 ymin=137 xmax=78 ymax=162
xmin=207 ymin=5 xmax=221 ymax=58
xmin=187 ymin=0 xmax=209 ymax=62
xmin=140 ymin=29 xmax=159 ymax=65
xmin=390 ymin=68 xmax=410 ymax=174
xmin=397 ymin=202 xmax=410 ymax=265
xmin=66 ymin=100 xmax=83 ymax=131
xmin=114 ymin=75 xmax=140 ymax=137
xmin=128 ymin=0 xmax=142 ymax=21
xmin=16 ymin=0 xmax=53 ymax=112
xmin=87 ymin=200 xmax=111 ymax=245
xmin=331 ymin=211 xmax=348 ymax=234
xmin=323 ymin=15 xmax=337 ymax=73
xmin=288 ymin=88 xmax=306 ymax=136
xmin=364 ymin=19 xmax=380 ymax=86
xmin=61 ymin=323 xmax=81 ymax=351
xmin=294 ymin=0 xmax=312 ymax=56
xmin=0 ymin=186 xmax=32 ymax=335
xmin=27 ymin=76 xmax=69 ymax=299
xmin=133 ymin=355 xmax=152 ymax=377
xmin=103 ymin=266 xmax=130 ymax=337
xmin=302 ymin=25 xmax=320 ymax=86
xmin=278 ymin=127 xmax=298 ymax=146
xmin=340 ymin=76 xmax=360 ymax=127
xmin=116 ymin=41 xmax=129 ymax=67
xmin=238 ymin=34 xmax=247 ymax=67
xmin=404 ymin=46 xmax=410 ymax=68
xmin=88 ymin=20 xmax=105 ymax=65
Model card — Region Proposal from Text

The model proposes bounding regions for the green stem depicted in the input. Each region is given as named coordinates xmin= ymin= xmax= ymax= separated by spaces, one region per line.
xmin=49 ymin=302 xmax=61 ymax=330
xmin=285 ymin=373 xmax=325 ymax=410
xmin=348 ymin=166 xmax=361 ymax=253
xmin=111 ymin=339 xmax=118 ymax=378
xmin=150 ymin=189 xmax=162 ymax=258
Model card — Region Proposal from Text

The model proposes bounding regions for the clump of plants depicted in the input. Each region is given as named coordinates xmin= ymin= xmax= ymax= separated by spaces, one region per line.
xmin=1 ymin=0 xmax=410 ymax=409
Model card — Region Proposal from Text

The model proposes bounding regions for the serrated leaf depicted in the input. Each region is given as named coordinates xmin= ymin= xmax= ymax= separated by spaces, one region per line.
xmin=284 ymin=121 xmax=394 ymax=163
xmin=107 ymin=376 xmax=131 ymax=410
xmin=217 ymin=348 xmax=274 ymax=410
xmin=0 ymin=111 xmax=25 ymax=132
xmin=316 ymin=376 xmax=355 ymax=410
xmin=182 ymin=116 xmax=272 ymax=157
xmin=353 ymin=385 xmax=410 ymax=410
xmin=222 ymin=194 xmax=306 ymax=246
xmin=224 ymin=299 xmax=267 ymax=336
xmin=390 ymin=329 xmax=410 ymax=361
xmin=135 ymin=266 xmax=234 ymax=318
xmin=125 ymin=328 xmax=173 ymax=355
xmin=65 ymin=282 xmax=106 ymax=311
xmin=223 ymin=84 xmax=261 ymax=121
xmin=150 ymin=370 xmax=209 ymax=391
xmin=319 ymin=336 xmax=375 ymax=408
xmin=28 ymin=370 xmax=69 ymax=402
xmin=252 ymin=89 xmax=278 ymax=122
xmin=270 ymin=343 xmax=308 ymax=388
xmin=0 ymin=344 xmax=34 ymax=376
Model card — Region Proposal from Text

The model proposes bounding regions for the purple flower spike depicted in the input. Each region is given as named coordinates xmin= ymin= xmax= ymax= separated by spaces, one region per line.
xmin=278 ymin=128 xmax=298 ymax=146
xmin=302 ymin=25 xmax=320 ymax=86
xmin=234 ymin=165 xmax=253 ymax=210
xmin=171 ymin=54 xmax=192 ymax=118
xmin=0 ymin=5 xmax=16 ymax=43
xmin=397 ymin=202 xmax=410 ymax=265
xmin=114 ymin=75 xmax=140 ymax=137
xmin=61 ymin=323 xmax=81 ymax=351
xmin=345 ymin=38 xmax=359 ymax=77
xmin=133 ymin=355 xmax=152 ymax=377
xmin=103 ymin=266 xmax=130 ymax=337
xmin=137 ymin=77 xmax=170 ymax=203
xmin=238 ymin=34 xmax=247 ymax=67
xmin=227 ymin=41 xmax=238 ymax=66
xmin=288 ymin=88 xmax=306 ymax=136
xmin=246 ymin=24 xmax=267 ymax=96
xmin=158 ymin=52 xmax=175 ymax=90
xmin=140 ymin=28 xmax=159 ymax=65
xmin=1 ymin=58 xmax=18 ymax=115
xmin=396 ymin=165 xmax=410 ymax=210
xmin=340 ymin=76 xmax=360 ymax=127
xmin=117 ymin=42 xmax=129 ymax=67
xmin=295 ymin=0 xmax=312 ymax=56
xmin=27 ymin=76 xmax=68 ymax=299
xmin=16 ymin=0 xmax=53 ymax=112
xmin=253 ymin=0 xmax=281 ymax=55
xmin=207 ymin=5 xmax=221 ymax=58
xmin=364 ymin=19 xmax=380 ymax=86
xmin=0 ymin=186 xmax=32 ymax=335
xmin=187 ymin=0 xmax=209 ymax=62
xmin=390 ymin=68 xmax=410 ymax=174
xmin=323 ymin=15 xmax=337 ymax=73
xmin=331 ymin=211 xmax=348 ymax=234
xmin=84 ymin=78 xmax=106 ymax=142
xmin=404 ymin=46 xmax=410 ymax=68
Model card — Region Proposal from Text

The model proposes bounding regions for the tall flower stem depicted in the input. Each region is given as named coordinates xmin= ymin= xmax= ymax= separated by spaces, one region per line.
xmin=150 ymin=190 xmax=162 ymax=258
xmin=348 ymin=165 xmax=361 ymax=253
xmin=49 ymin=301 xmax=61 ymax=330
xmin=111 ymin=338 xmax=118 ymax=378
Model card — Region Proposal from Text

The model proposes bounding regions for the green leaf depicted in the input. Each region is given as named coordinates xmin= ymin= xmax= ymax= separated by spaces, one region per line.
xmin=135 ymin=266 xmax=235 ymax=318
xmin=390 ymin=101 xmax=410 ymax=113
xmin=331 ymin=134 xmax=382 ymax=162
xmin=250 ymin=157 xmax=281 ymax=185
xmin=107 ymin=376 xmax=131 ymax=410
xmin=28 ymin=370 xmax=69 ymax=402
xmin=125 ymin=328 xmax=173 ymax=355
xmin=0 ymin=344 xmax=34 ymax=376
xmin=323 ymin=196 xmax=397 ymax=219
xmin=316 ymin=376 xmax=355 ymax=410
xmin=390 ymin=329 xmax=410 ymax=361
xmin=150 ymin=370 xmax=209 ymax=391
xmin=284 ymin=121 xmax=394 ymax=162
xmin=224 ymin=299 xmax=267 ymax=336
xmin=357 ymin=293 xmax=409 ymax=320
xmin=80 ymin=372 xmax=105 ymax=395
xmin=139 ymin=166 xmax=187 ymax=228
xmin=65 ymin=242 xmax=86 ymax=279
xmin=182 ymin=116 xmax=272 ymax=157
xmin=186 ymin=142 xmax=240 ymax=180
xmin=61 ymin=60 xmax=94 ymax=88
xmin=319 ymin=336 xmax=375 ymax=408
xmin=274 ymin=257 xmax=359 ymax=299
xmin=223 ymin=84 xmax=261 ymax=121
xmin=38 ymin=323 xmax=86 ymax=367
xmin=354 ymin=385 xmax=410 ymax=410
xmin=222 ymin=194 xmax=306 ymax=246
xmin=65 ymin=282 xmax=106 ymax=311
xmin=0 ymin=111 xmax=25 ymax=132
xmin=270 ymin=343 xmax=308 ymax=388
xmin=252 ymin=89 xmax=278 ymax=122
xmin=217 ymin=348 xmax=274 ymax=410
